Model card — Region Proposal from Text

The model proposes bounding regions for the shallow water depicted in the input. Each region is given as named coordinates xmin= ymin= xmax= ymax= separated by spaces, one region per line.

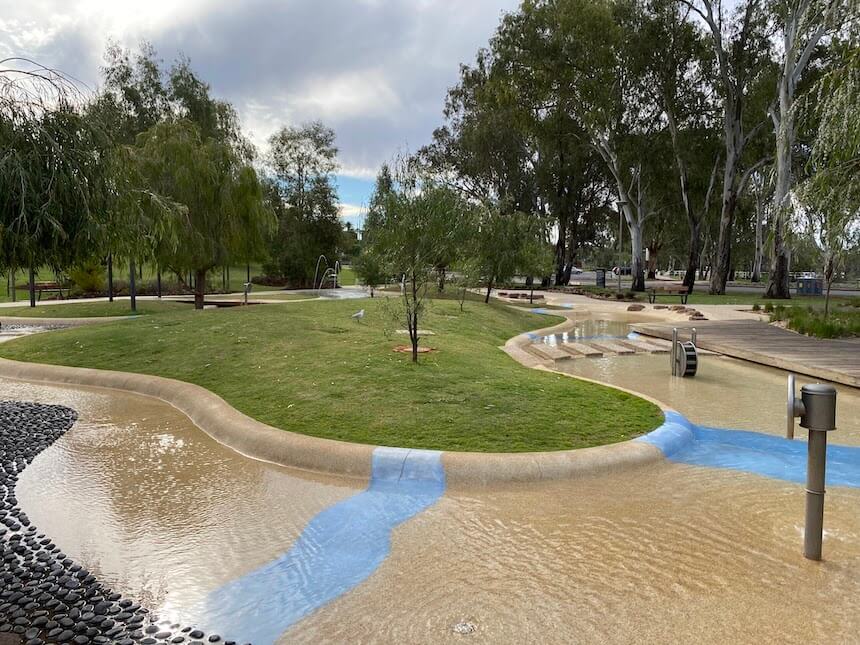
xmin=558 ymin=353 xmax=860 ymax=446
xmin=533 ymin=318 xmax=633 ymax=345
xmin=8 ymin=378 xmax=359 ymax=625
xmin=290 ymin=466 xmax=860 ymax=644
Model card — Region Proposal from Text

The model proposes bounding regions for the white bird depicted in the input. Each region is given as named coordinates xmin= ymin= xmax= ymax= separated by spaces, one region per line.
xmin=351 ymin=309 xmax=365 ymax=322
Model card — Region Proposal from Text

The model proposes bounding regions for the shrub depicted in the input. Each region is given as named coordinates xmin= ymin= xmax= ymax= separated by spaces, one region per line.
xmin=751 ymin=303 xmax=761 ymax=311
xmin=69 ymin=262 xmax=105 ymax=294
xmin=764 ymin=302 xmax=774 ymax=313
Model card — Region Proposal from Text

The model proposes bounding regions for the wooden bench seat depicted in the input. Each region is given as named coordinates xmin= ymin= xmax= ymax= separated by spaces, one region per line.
xmin=647 ymin=287 xmax=689 ymax=304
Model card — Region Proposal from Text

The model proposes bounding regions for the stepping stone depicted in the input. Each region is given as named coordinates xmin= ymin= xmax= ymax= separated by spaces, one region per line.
xmin=560 ymin=342 xmax=603 ymax=357
xmin=528 ymin=343 xmax=571 ymax=361
xmin=525 ymin=345 xmax=556 ymax=361
xmin=622 ymin=339 xmax=669 ymax=354
xmin=587 ymin=340 xmax=635 ymax=355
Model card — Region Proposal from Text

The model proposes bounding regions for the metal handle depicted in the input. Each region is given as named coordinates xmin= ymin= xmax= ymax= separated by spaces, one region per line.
xmin=786 ymin=374 xmax=807 ymax=439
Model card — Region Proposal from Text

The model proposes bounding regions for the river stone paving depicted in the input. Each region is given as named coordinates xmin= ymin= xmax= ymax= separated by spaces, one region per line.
xmin=0 ymin=401 xmax=247 ymax=645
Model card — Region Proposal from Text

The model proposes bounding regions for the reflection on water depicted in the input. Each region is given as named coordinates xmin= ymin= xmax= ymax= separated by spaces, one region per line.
xmin=558 ymin=353 xmax=860 ymax=446
xmin=535 ymin=319 xmax=635 ymax=346
xmin=8 ymin=378 xmax=360 ymax=624
xmin=318 ymin=289 xmax=367 ymax=300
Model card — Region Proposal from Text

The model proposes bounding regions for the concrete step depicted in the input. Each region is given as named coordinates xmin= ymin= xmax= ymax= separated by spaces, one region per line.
xmin=561 ymin=342 xmax=603 ymax=357
xmin=587 ymin=340 xmax=636 ymax=355
xmin=527 ymin=343 xmax=571 ymax=361
xmin=622 ymin=339 xmax=670 ymax=354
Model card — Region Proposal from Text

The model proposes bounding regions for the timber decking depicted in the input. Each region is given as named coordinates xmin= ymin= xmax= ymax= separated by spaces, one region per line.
xmin=630 ymin=320 xmax=860 ymax=387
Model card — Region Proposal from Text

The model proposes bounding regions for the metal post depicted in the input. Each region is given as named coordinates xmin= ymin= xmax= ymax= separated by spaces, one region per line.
xmin=691 ymin=327 xmax=697 ymax=346
xmin=671 ymin=327 xmax=678 ymax=376
xmin=618 ymin=206 xmax=623 ymax=293
xmin=156 ymin=269 xmax=162 ymax=299
xmin=797 ymin=383 xmax=837 ymax=561
xmin=804 ymin=430 xmax=827 ymax=560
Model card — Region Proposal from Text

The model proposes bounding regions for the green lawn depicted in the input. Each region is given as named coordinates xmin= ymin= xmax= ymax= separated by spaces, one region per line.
xmin=0 ymin=297 xmax=661 ymax=452
xmin=575 ymin=285 xmax=860 ymax=308
xmin=0 ymin=301 xmax=189 ymax=317
xmin=338 ymin=265 xmax=356 ymax=286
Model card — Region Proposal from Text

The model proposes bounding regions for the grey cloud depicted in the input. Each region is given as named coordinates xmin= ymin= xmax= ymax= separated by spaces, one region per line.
xmin=3 ymin=0 xmax=519 ymax=175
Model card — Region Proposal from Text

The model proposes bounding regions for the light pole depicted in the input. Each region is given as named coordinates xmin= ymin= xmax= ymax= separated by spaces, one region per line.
xmin=616 ymin=201 xmax=628 ymax=292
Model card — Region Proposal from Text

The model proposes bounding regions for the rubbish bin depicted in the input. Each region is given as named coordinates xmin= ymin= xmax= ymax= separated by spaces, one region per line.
xmin=797 ymin=277 xmax=823 ymax=295
xmin=595 ymin=268 xmax=606 ymax=289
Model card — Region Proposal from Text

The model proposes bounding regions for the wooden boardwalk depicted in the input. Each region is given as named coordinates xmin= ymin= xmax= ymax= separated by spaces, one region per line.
xmin=631 ymin=320 xmax=860 ymax=387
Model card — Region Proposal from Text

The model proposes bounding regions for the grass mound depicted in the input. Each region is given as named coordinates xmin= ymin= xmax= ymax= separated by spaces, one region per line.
xmin=0 ymin=298 xmax=662 ymax=452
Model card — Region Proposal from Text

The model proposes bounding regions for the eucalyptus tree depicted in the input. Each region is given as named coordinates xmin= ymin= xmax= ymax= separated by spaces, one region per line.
xmin=264 ymin=121 xmax=342 ymax=286
xmin=764 ymin=0 xmax=851 ymax=298
xmin=643 ymin=0 xmax=723 ymax=288
xmin=137 ymin=119 xmax=273 ymax=309
xmin=0 ymin=58 xmax=108 ymax=306
xmin=678 ymin=0 xmax=774 ymax=294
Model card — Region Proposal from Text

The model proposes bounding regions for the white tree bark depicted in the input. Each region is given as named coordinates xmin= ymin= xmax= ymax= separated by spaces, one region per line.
xmin=594 ymin=136 xmax=648 ymax=291
xmin=766 ymin=0 xmax=839 ymax=298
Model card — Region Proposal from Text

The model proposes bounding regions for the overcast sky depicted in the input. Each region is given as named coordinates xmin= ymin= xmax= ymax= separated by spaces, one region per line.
xmin=0 ymin=0 xmax=519 ymax=225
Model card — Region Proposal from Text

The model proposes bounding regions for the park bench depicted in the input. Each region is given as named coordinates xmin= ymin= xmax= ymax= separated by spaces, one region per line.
xmin=16 ymin=281 xmax=72 ymax=301
xmin=647 ymin=286 xmax=689 ymax=305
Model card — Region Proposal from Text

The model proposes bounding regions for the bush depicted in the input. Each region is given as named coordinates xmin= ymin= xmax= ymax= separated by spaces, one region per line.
xmin=764 ymin=302 xmax=774 ymax=313
xmin=69 ymin=262 xmax=105 ymax=294
xmin=751 ymin=303 xmax=761 ymax=311
xmin=771 ymin=305 xmax=860 ymax=339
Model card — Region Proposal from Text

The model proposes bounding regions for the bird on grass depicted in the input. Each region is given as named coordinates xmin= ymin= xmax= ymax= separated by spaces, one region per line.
xmin=351 ymin=309 xmax=365 ymax=322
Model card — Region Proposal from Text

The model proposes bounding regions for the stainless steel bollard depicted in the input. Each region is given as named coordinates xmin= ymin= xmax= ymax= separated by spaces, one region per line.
xmin=671 ymin=328 xmax=678 ymax=376
xmin=798 ymin=383 xmax=838 ymax=561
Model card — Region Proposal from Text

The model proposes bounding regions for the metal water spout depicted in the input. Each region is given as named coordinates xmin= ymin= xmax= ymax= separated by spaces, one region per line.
xmin=788 ymin=377 xmax=838 ymax=560
xmin=333 ymin=260 xmax=341 ymax=288
xmin=318 ymin=268 xmax=336 ymax=293
xmin=313 ymin=255 xmax=329 ymax=292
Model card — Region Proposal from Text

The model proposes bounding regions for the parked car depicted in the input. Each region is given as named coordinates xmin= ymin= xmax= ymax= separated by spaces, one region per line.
xmin=611 ymin=266 xmax=632 ymax=276
xmin=571 ymin=266 xmax=584 ymax=274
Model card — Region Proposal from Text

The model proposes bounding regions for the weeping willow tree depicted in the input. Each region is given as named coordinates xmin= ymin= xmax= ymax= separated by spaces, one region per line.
xmin=135 ymin=119 xmax=273 ymax=309
xmin=0 ymin=58 xmax=107 ymax=306
xmin=800 ymin=41 xmax=860 ymax=317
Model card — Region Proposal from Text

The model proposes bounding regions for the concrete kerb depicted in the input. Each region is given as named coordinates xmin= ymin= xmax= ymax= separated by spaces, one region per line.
xmin=0 ymin=357 xmax=375 ymax=482
xmin=0 ymin=307 xmax=690 ymax=486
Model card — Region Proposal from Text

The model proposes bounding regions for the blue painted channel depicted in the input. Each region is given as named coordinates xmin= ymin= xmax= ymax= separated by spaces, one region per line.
xmin=639 ymin=411 xmax=860 ymax=488
xmin=195 ymin=447 xmax=445 ymax=644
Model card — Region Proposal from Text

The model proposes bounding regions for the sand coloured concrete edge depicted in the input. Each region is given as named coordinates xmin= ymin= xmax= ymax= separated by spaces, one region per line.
xmin=0 ymin=309 xmax=681 ymax=486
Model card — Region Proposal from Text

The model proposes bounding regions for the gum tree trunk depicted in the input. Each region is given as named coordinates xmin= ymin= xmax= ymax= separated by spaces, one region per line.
xmin=107 ymin=253 xmax=114 ymax=302
xmin=765 ymin=0 xmax=829 ymax=298
xmin=194 ymin=269 xmax=207 ymax=310
xmin=129 ymin=259 xmax=137 ymax=313
xmin=682 ymin=220 xmax=701 ymax=290
xmin=28 ymin=266 xmax=35 ymax=308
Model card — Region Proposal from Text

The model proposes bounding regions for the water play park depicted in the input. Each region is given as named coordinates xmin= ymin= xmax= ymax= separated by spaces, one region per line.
xmin=0 ymin=285 xmax=857 ymax=644
xmin=3 ymin=1 xmax=860 ymax=642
